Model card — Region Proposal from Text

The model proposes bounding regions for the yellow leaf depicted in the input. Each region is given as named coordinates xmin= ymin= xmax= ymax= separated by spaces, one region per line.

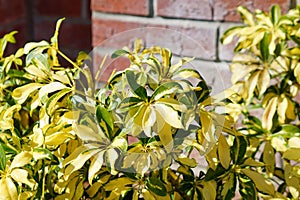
xmin=262 ymin=96 xmax=278 ymax=130
xmin=244 ymin=70 xmax=260 ymax=100
xmin=88 ymin=151 xmax=104 ymax=184
xmin=201 ymin=180 xmax=217 ymax=200
xmin=154 ymin=103 xmax=183 ymax=128
xmin=142 ymin=189 xmax=156 ymax=200
xmin=45 ymin=131 xmax=75 ymax=146
xmin=263 ymin=141 xmax=275 ymax=176
xmin=277 ymin=96 xmax=288 ymax=123
xmin=104 ymin=177 xmax=133 ymax=191
xmin=241 ymin=168 xmax=275 ymax=195
xmin=64 ymin=148 xmax=99 ymax=177
xmin=283 ymin=148 xmax=300 ymax=161
xmin=142 ymin=105 xmax=156 ymax=136
xmin=230 ymin=63 xmax=257 ymax=84
xmin=9 ymin=151 xmax=32 ymax=170
xmin=0 ymin=177 xmax=18 ymax=200
xmin=39 ymin=81 xmax=68 ymax=98
xmin=12 ymin=83 xmax=43 ymax=104
xmin=257 ymin=68 xmax=270 ymax=97
xmin=11 ymin=168 xmax=36 ymax=188
xmin=218 ymin=134 xmax=231 ymax=169
xmin=156 ymin=110 xmax=173 ymax=152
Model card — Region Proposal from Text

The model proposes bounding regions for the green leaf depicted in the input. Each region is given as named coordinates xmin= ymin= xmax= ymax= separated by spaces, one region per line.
xmin=96 ymin=105 xmax=114 ymax=132
xmin=46 ymin=88 xmax=72 ymax=115
xmin=218 ymin=134 xmax=231 ymax=169
xmin=270 ymin=5 xmax=281 ymax=24
xmin=238 ymin=174 xmax=258 ymax=200
xmin=0 ymin=143 xmax=6 ymax=171
xmin=263 ymin=141 xmax=275 ymax=175
xmin=111 ymin=49 xmax=129 ymax=59
xmin=273 ymin=124 xmax=300 ymax=137
xmin=241 ymin=168 xmax=275 ymax=195
xmin=126 ymin=70 xmax=147 ymax=100
xmin=283 ymin=148 xmax=300 ymax=161
xmin=151 ymin=81 xmax=182 ymax=101
xmin=221 ymin=26 xmax=244 ymax=45
xmin=260 ymin=33 xmax=270 ymax=62
xmin=237 ymin=6 xmax=255 ymax=26
xmin=146 ymin=177 xmax=167 ymax=196
xmin=231 ymin=136 xmax=247 ymax=165
xmin=221 ymin=173 xmax=236 ymax=200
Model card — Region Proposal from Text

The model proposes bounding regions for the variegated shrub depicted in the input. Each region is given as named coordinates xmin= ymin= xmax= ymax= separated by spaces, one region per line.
xmin=221 ymin=4 xmax=300 ymax=199
xmin=0 ymin=18 xmax=235 ymax=199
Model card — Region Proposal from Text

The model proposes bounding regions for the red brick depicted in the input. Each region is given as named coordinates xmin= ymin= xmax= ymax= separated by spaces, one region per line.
xmin=34 ymin=19 xmax=91 ymax=51
xmin=93 ymin=49 xmax=130 ymax=82
xmin=91 ymin=0 xmax=149 ymax=16
xmin=34 ymin=0 xmax=82 ymax=17
xmin=218 ymin=23 xmax=237 ymax=61
xmin=214 ymin=0 xmax=290 ymax=22
xmin=92 ymin=18 xmax=217 ymax=60
xmin=157 ymin=0 xmax=212 ymax=20
xmin=0 ymin=0 xmax=26 ymax=24
xmin=0 ymin=22 xmax=29 ymax=56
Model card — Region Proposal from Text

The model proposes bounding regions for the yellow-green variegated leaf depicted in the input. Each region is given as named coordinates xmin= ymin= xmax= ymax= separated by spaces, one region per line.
xmin=24 ymin=40 xmax=49 ymax=54
xmin=262 ymin=96 xmax=278 ymax=130
xmin=257 ymin=68 xmax=270 ymax=97
xmin=10 ymin=168 xmax=36 ymax=188
xmin=44 ymin=131 xmax=75 ymax=146
xmin=155 ymin=103 xmax=183 ymax=128
xmin=156 ymin=109 xmax=173 ymax=152
xmin=237 ymin=6 xmax=255 ymax=26
xmin=241 ymin=168 xmax=275 ymax=195
xmin=0 ymin=177 xmax=18 ymax=200
xmin=88 ymin=151 xmax=105 ymax=184
xmin=244 ymin=70 xmax=260 ymax=100
xmin=39 ymin=81 xmax=68 ymax=98
xmin=221 ymin=26 xmax=244 ymax=45
xmin=230 ymin=63 xmax=257 ymax=84
xmin=218 ymin=134 xmax=231 ymax=169
xmin=104 ymin=177 xmax=133 ymax=191
xmin=12 ymin=83 xmax=43 ymax=104
xmin=9 ymin=151 xmax=32 ymax=170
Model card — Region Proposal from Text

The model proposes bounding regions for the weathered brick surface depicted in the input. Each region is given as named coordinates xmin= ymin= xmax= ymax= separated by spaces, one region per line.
xmin=214 ymin=0 xmax=290 ymax=21
xmin=157 ymin=0 xmax=212 ymax=20
xmin=0 ymin=0 xmax=26 ymax=24
xmin=93 ymin=48 xmax=130 ymax=81
xmin=34 ymin=0 xmax=82 ymax=17
xmin=91 ymin=0 xmax=150 ymax=16
xmin=218 ymin=23 xmax=238 ymax=61
xmin=92 ymin=16 xmax=217 ymax=60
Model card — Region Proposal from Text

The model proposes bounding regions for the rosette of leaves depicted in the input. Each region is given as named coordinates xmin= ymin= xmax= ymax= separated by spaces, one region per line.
xmin=220 ymin=5 xmax=300 ymax=199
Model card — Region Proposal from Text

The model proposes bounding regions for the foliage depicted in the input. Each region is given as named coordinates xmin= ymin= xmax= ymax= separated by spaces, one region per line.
xmin=221 ymin=4 xmax=300 ymax=199
xmin=0 ymin=18 xmax=235 ymax=199
xmin=1 ymin=4 xmax=300 ymax=199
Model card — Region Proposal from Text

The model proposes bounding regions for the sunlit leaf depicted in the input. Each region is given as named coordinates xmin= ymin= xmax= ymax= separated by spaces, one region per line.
xmin=241 ymin=168 xmax=275 ymax=195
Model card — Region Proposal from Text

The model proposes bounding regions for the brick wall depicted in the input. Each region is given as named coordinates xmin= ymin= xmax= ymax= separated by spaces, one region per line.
xmin=0 ymin=0 xmax=91 ymax=58
xmin=91 ymin=0 xmax=292 ymax=89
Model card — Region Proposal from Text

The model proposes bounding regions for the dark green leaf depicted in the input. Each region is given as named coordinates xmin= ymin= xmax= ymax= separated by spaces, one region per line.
xmin=204 ymin=164 xmax=226 ymax=181
xmin=125 ymin=70 xmax=147 ymax=100
xmin=146 ymin=177 xmax=167 ymax=196
xmin=0 ymin=143 xmax=6 ymax=171
xmin=151 ymin=81 xmax=182 ymax=101
xmin=96 ymin=105 xmax=114 ymax=132
xmin=222 ymin=173 xmax=237 ymax=200
xmin=260 ymin=33 xmax=270 ymax=62
xmin=238 ymin=174 xmax=258 ymax=200
xmin=270 ymin=5 xmax=281 ymax=24
xmin=111 ymin=49 xmax=129 ymax=59
xmin=231 ymin=136 xmax=247 ymax=165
